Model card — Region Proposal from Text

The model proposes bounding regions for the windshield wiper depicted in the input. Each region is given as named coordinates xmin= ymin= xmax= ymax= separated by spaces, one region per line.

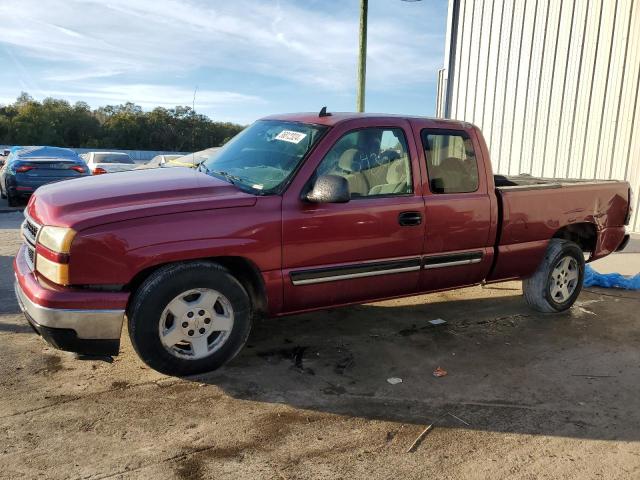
xmin=201 ymin=167 xmax=264 ymax=195
xmin=197 ymin=164 xmax=238 ymax=184
xmin=210 ymin=170 xmax=244 ymax=186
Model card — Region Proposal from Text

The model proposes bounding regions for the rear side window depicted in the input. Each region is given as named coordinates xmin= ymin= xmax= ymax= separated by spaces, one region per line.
xmin=421 ymin=130 xmax=479 ymax=194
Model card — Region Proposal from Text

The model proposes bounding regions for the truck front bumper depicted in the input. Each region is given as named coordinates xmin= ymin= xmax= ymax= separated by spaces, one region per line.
xmin=14 ymin=246 xmax=127 ymax=356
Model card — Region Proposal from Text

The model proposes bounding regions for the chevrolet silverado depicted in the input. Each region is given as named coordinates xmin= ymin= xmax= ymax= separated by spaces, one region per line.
xmin=14 ymin=112 xmax=632 ymax=375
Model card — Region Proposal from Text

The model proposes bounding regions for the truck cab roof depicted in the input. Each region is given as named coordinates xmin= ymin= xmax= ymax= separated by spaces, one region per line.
xmin=262 ymin=112 xmax=473 ymax=129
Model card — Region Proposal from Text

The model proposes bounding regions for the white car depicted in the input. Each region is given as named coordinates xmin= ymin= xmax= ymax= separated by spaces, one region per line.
xmin=82 ymin=151 xmax=137 ymax=175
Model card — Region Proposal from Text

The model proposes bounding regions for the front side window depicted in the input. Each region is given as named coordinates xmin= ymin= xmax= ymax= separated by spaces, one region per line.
xmin=316 ymin=127 xmax=412 ymax=197
xmin=421 ymin=130 xmax=479 ymax=194
xmin=199 ymin=120 xmax=326 ymax=193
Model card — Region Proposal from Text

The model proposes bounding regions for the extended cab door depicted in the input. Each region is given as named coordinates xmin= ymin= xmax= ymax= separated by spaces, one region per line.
xmin=412 ymin=122 xmax=496 ymax=292
xmin=281 ymin=118 xmax=426 ymax=312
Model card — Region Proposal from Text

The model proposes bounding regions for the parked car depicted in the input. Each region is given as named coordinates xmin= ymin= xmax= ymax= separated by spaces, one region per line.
xmin=14 ymin=112 xmax=632 ymax=376
xmin=82 ymin=151 xmax=136 ymax=174
xmin=0 ymin=146 xmax=90 ymax=206
xmin=140 ymin=154 xmax=185 ymax=169
xmin=136 ymin=149 xmax=218 ymax=170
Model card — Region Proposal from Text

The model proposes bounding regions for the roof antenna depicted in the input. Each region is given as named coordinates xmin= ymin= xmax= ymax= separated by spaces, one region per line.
xmin=319 ymin=106 xmax=331 ymax=117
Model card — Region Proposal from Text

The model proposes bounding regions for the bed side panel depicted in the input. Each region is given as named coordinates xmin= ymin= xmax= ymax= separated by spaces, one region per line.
xmin=487 ymin=182 xmax=629 ymax=281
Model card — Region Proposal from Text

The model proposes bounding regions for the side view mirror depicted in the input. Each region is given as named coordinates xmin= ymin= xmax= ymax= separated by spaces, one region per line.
xmin=306 ymin=175 xmax=350 ymax=203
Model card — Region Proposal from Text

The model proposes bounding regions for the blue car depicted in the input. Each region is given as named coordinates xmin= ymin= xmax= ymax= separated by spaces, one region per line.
xmin=0 ymin=146 xmax=90 ymax=207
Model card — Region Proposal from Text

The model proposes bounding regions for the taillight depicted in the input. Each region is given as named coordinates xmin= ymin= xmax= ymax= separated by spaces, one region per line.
xmin=70 ymin=165 xmax=86 ymax=173
xmin=93 ymin=167 xmax=107 ymax=175
xmin=625 ymin=187 xmax=634 ymax=225
xmin=16 ymin=165 xmax=34 ymax=173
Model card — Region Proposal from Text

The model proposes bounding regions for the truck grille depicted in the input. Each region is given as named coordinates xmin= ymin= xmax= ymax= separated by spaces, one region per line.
xmin=21 ymin=214 xmax=41 ymax=271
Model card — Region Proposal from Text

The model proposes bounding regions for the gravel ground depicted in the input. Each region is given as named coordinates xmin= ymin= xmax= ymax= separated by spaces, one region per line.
xmin=1 ymin=210 xmax=639 ymax=480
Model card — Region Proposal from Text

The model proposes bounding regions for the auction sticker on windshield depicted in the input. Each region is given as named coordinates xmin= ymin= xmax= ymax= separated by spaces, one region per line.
xmin=275 ymin=130 xmax=307 ymax=144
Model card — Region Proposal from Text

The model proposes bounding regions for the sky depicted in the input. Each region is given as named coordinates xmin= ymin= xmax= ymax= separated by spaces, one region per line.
xmin=0 ymin=0 xmax=448 ymax=125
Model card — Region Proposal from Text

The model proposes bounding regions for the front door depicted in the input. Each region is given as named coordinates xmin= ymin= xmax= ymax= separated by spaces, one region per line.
xmin=281 ymin=119 xmax=426 ymax=312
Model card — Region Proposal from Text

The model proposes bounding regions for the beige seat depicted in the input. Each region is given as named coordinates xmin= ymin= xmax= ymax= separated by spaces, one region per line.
xmin=368 ymin=159 xmax=410 ymax=195
xmin=338 ymin=149 xmax=370 ymax=196
xmin=336 ymin=150 xmax=410 ymax=197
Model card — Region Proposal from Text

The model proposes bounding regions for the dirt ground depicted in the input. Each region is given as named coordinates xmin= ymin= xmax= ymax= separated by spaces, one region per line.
xmin=1 ymin=209 xmax=639 ymax=480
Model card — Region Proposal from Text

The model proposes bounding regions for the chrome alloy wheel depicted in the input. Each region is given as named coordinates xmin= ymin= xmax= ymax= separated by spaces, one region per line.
xmin=550 ymin=256 xmax=579 ymax=303
xmin=158 ymin=288 xmax=234 ymax=360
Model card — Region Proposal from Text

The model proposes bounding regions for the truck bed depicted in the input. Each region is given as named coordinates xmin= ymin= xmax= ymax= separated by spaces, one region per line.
xmin=487 ymin=176 xmax=630 ymax=282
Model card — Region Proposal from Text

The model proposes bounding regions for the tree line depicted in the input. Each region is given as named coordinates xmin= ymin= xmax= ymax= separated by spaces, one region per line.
xmin=0 ymin=92 xmax=244 ymax=151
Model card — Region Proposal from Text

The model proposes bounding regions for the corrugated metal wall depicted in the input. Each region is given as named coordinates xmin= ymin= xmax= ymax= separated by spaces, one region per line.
xmin=439 ymin=0 xmax=640 ymax=231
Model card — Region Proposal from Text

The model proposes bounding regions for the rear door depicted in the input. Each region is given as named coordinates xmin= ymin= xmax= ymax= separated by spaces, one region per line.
xmin=414 ymin=123 xmax=494 ymax=292
xmin=281 ymin=118 xmax=426 ymax=312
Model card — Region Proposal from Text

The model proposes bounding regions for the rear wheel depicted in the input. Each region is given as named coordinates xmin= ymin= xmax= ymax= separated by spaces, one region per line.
xmin=128 ymin=261 xmax=252 ymax=376
xmin=523 ymin=239 xmax=584 ymax=313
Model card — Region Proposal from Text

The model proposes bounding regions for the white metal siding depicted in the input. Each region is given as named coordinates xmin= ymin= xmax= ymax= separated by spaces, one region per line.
xmin=440 ymin=0 xmax=640 ymax=231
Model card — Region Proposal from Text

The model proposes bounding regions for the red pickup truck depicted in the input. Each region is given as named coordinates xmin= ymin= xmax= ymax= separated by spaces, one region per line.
xmin=14 ymin=112 xmax=632 ymax=376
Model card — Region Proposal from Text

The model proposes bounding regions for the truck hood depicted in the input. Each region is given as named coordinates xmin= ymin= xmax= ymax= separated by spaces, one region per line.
xmin=28 ymin=167 xmax=257 ymax=230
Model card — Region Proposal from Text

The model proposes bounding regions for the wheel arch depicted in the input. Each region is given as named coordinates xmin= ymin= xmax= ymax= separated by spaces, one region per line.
xmin=125 ymin=256 xmax=268 ymax=318
xmin=552 ymin=222 xmax=598 ymax=255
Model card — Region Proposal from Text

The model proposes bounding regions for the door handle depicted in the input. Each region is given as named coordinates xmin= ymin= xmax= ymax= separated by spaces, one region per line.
xmin=398 ymin=211 xmax=422 ymax=226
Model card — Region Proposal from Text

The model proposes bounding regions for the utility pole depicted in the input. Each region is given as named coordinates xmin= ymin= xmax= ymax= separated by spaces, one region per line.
xmin=356 ymin=0 xmax=368 ymax=113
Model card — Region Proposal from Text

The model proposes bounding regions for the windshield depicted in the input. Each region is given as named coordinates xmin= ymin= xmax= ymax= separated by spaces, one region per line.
xmin=198 ymin=120 xmax=326 ymax=193
xmin=95 ymin=153 xmax=134 ymax=164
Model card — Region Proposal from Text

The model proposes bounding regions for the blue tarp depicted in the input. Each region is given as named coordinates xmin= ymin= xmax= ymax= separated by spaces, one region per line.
xmin=584 ymin=265 xmax=640 ymax=290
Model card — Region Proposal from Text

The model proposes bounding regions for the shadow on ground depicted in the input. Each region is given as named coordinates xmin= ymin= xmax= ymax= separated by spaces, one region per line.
xmin=0 ymin=255 xmax=20 ymax=315
xmin=190 ymin=287 xmax=640 ymax=442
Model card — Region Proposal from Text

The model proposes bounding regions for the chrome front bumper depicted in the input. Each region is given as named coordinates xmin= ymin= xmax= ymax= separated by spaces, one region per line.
xmin=14 ymin=279 xmax=125 ymax=340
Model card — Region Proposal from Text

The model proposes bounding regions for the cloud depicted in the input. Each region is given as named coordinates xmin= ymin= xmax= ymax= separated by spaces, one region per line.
xmin=0 ymin=0 xmax=446 ymax=121
xmin=0 ymin=0 xmax=443 ymax=88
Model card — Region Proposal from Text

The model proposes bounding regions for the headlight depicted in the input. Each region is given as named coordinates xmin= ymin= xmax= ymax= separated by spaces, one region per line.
xmin=38 ymin=226 xmax=76 ymax=253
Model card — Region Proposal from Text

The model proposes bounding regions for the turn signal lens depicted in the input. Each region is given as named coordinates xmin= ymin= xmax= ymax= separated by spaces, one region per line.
xmin=38 ymin=226 xmax=76 ymax=254
xmin=93 ymin=167 xmax=107 ymax=175
xmin=36 ymin=253 xmax=70 ymax=285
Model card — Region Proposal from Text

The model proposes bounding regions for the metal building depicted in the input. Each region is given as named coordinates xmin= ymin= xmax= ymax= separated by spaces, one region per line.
xmin=437 ymin=0 xmax=640 ymax=231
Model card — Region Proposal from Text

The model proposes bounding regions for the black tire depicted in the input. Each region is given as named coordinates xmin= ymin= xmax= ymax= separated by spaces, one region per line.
xmin=523 ymin=239 xmax=585 ymax=313
xmin=7 ymin=192 xmax=18 ymax=207
xmin=127 ymin=261 xmax=252 ymax=376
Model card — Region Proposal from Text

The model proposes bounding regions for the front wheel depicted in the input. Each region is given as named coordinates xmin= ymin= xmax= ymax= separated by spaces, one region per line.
xmin=7 ymin=191 xmax=19 ymax=207
xmin=128 ymin=261 xmax=252 ymax=376
xmin=523 ymin=239 xmax=585 ymax=313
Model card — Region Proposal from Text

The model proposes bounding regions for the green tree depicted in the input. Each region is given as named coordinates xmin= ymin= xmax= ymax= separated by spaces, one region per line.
xmin=0 ymin=93 xmax=244 ymax=151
